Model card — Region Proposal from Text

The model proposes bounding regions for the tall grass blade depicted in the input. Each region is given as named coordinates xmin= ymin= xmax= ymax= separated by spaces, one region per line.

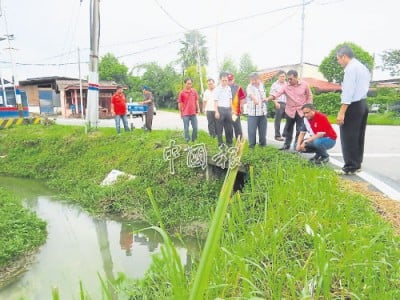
xmin=189 ymin=137 xmax=245 ymax=300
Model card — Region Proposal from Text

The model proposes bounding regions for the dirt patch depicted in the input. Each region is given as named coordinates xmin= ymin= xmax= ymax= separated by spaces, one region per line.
xmin=340 ymin=179 xmax=400 ymax=234
xmin=0 ymin=249 xmax=39 ymax=289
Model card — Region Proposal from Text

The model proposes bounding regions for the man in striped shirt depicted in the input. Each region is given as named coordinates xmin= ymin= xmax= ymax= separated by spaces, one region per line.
xmin=246 ymin=72 xmax=279 ymax=148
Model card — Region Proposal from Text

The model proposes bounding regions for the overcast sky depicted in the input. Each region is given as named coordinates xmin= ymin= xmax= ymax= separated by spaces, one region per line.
xmin=0 ymin=0 xmax=398 ymax=81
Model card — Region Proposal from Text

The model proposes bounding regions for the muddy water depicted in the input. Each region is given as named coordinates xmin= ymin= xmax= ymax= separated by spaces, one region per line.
xmin=0 ymin=177 xmax=193 ymax=299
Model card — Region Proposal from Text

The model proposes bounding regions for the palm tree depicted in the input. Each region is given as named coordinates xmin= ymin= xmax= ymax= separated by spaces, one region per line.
xmin=178 ymin=30 xmax=208 ymax=71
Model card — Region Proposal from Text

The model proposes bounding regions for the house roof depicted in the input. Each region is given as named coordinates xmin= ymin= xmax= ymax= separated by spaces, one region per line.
xmin=63 ymin=80 xmax=120 ymax=91
xmin=302 ymin=77 xmax=341 ymax=93
xmin=258 ymin=70 xmax=341 ymax=93
xmin=20 ymin=76 xmax=79 ymax=86
xmin=258 ymin=62 xmax=319 ymax=74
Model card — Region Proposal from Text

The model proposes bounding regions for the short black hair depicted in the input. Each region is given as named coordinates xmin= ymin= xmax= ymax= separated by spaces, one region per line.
xmin=207 ymin=78 xmax=215 ymax=83
xmin=249 ymin=72 xmax=259 ymax=79
xmin=337 ymin=45 xmax=355 ymax=58
xmin=219 ymin=71 xmax=229 ymax=79
xmin=184 ymin=78 xmax=193 ymax=84
xmin=301 ymin=103 xmax=315 ymax=110
xmin=277 ymin=70 xmax=286 ymax=76
xmin=287 ymin=69 xmax=298 ymax=78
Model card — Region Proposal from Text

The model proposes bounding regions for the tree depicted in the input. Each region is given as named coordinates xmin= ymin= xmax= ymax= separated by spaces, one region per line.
xmin=381 ymin=49 xmax=400 ymax=77
xmin=319 ymin=42 xmax=374 ymax=83
xmin=184 ymin=65 xmax=207 ymax=96
xmin=139 ymin=62 xmax=181 ymax=108
xmin=98 ymin=53 xmax=129 ymax=84
xmin=219 ymin=56 xmax=238 ymax=75
xmin=237 ymin=53 xmax=258 ymax=88
xmin=178 ymin=30 xmax=208 ymax=72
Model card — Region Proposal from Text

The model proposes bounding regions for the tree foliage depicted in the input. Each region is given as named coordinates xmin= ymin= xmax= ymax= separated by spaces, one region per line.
xmin=178 ymin=30 xmax=208 ymax=71
xmin=319 ymin=42 xmax=374 ymax=83
xmin=139 ymin=63 xmax=181 ymax=108
xmin=98 ymin=53 xmax=129 ymax=84
xmin=184 ymin=65 xmax=207 ymax=96
xmin=236 ymin=53 xmax=258 ymax=89
xmin=381 ymin=49 xmax=400 ymax=77
xmin=219 ymin=56 xmax=238 ymax=75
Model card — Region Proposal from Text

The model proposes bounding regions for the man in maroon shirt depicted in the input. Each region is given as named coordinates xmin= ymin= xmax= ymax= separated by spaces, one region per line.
xmin=178 ymin=78 xmax=200 ymax=142
xmin=296 ymin=103 xmax=337 ymax=164
xmin=111 ymin=86 xmax=130 ymax=134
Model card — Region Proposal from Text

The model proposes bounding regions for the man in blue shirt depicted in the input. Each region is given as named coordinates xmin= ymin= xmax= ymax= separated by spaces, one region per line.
xmin=336 ymin=45 xmax=370 ymax=175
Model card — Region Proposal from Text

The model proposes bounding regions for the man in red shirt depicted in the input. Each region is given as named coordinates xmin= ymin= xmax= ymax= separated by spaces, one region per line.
xmin=178 ymin=78 xmax=200 ymax=142
xmin=296 ymin=103 xmax=337 ymax=164
xmin=111 ymin=85 xmax=130 ymax=134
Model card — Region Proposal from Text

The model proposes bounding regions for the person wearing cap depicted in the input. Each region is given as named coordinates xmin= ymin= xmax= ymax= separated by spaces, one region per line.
xmin=111 ymin=85 xmax=130 ymax=134
xmin=139 ymin=85 xmax=154 ymax=131
xmin=228 ymin=73 xmax=246 ymax=139
xmin=178 ymin=78 xmax=200 ymax=142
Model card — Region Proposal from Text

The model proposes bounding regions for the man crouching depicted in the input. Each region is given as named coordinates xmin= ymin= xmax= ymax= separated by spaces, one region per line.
xmin=296 ymin=103 xmax=337 ymax=164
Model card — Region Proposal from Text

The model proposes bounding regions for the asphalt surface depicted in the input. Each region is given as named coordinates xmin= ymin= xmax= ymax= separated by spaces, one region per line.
xmin=55 ymin=111 xmax=400 ymax=201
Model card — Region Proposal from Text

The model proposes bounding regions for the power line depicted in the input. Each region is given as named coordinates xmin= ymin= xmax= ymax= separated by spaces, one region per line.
xmin=116 ymin=38 xmax=181 ymax=59
xmin=153 ymin=0 xmax=188 ymax=30
xmin=3 ymin=1 xmax=316 ymax=67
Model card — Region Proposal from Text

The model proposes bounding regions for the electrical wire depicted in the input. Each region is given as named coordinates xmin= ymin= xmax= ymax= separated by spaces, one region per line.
xmin=4 ymin=1 xmax=317 ymax=67
xmin=153 ymin=0 xmax=188 ymax=30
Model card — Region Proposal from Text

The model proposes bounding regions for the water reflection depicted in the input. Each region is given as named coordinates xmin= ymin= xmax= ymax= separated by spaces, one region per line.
xmin=0 ymin=177 xmax=196 ymax=299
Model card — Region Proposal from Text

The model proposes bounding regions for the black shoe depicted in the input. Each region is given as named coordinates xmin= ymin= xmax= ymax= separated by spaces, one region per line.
xmin=336 ymin=167 xmax=361 ymax=175
xmin=309 ymin=155 xmax=320 ymax=163
xmin=315 ymin=156 xmax=329 ymax=164
xmin=279 ymin=145 xmax=290 ymax=151
xmin=275 ymin=136 xmax=284 ymax=141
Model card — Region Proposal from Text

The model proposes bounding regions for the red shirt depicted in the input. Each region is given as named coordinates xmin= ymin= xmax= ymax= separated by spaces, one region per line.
xmin=307 ymin=111 xmax=337 ymax=140
xmin=111 ymin=92 xmax=127 ymax=115
xmin=178 ymin=88 xmax=198 ymax=116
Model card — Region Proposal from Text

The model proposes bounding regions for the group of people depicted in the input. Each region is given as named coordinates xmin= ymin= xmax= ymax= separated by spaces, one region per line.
xmin=178 ymin=72 xmax=246 ymax=145
xmin=110 ymin=85 xmax=154 ymax=134
xmin=111 ymin=45 xmax=370 ymax=175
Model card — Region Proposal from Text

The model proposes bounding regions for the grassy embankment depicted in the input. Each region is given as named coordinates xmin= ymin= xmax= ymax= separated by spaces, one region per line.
xmin=1 ymin=124 xmax=400 ymax=298
xmin=0 ymin=188 xmax=47 ymax=286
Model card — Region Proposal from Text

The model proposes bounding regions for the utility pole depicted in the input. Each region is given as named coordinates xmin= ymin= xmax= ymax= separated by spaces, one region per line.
xmin=299 ymin=0 xmax=306 ymax=78
xmin=196 ymin=36 xmax=204 ymax=98
xmin=78 ymin=48 xmax=84 ymax=121
xmin=1 ymin=2 xmax=21 ymax=117
xmin=87 ymin=0 xmax=100 ymax=129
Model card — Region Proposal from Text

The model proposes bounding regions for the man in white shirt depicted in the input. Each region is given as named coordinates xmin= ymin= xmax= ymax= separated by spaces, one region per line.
xmin=214 ymin=72 xmax=233 ymax=146
xmin=336 ymin=45 xmax=370 ymax=174
xmin=202 ymin=78 xmax=217 ymax=138
xmin=269 ymin=70 xmax=287 ymax=141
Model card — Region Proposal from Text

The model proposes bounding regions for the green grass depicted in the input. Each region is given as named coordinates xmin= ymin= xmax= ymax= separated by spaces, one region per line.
xmin=0 ymin=188 xmax=47 ymax=269
xmin=121 ymin=147 xmax=400 ymax=299
xmin=1 ymin=124 xmax=400 ymax=298
xmin=327 ymin=111 xmax=400 ymax=125
xmin=0 ymin=124 xmax=223 ymax=232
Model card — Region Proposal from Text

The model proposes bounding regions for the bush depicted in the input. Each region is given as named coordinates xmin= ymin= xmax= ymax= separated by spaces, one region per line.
xmin=313 ymin=92 xmax=341 ymax=115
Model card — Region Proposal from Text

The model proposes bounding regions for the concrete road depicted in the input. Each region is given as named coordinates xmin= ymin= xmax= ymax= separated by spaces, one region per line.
xmin=55 ymin=111 xmax=400 ymax=200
